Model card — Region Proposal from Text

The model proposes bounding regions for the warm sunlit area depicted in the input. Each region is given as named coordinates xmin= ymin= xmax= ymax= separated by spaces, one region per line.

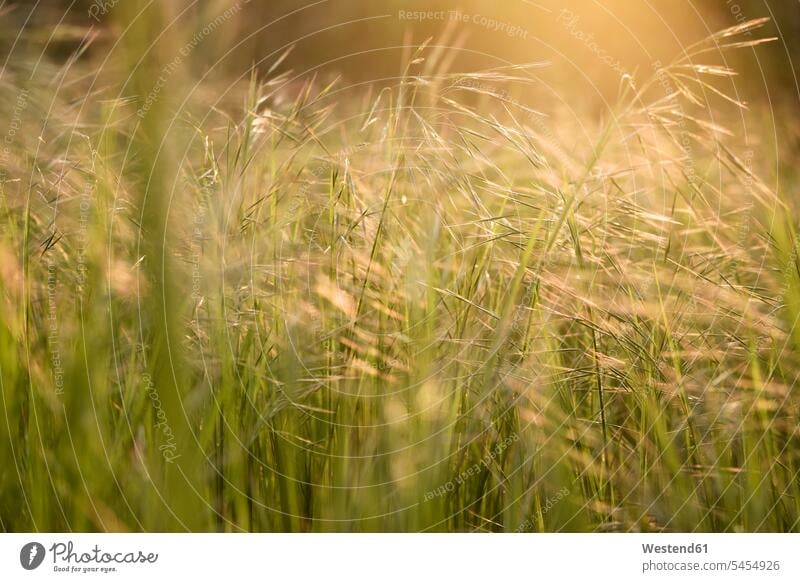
xmin=1 ymin=0 xmax=799 ymax=541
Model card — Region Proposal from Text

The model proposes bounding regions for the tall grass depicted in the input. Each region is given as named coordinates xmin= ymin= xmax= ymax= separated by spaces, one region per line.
xmin=1 ymin=14 xmax=798 ymax=532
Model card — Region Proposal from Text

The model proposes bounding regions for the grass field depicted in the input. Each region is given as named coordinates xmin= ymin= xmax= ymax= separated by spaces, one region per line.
xmin=1 ymin=13 xmax=799 ymax=532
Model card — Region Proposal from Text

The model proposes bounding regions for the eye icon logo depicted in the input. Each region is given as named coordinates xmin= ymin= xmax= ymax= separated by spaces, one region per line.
xmin=20 ymin=542 xmax=46 ymax=570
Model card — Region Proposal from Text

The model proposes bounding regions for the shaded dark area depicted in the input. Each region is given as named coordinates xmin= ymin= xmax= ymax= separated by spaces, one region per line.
xmin=3 ymin=0 xmax=798 ymax=105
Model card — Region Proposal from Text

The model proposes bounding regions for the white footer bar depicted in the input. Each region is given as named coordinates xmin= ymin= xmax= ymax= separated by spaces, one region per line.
xmin=1 ymin=534 xmax=797 ymax=581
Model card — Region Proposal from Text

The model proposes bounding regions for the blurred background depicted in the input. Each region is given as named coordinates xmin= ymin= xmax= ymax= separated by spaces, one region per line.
xmin=2 ymin=0 xmax=799 ymax=534
xmin=4 ymin=0 xmax=798 ymax=106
